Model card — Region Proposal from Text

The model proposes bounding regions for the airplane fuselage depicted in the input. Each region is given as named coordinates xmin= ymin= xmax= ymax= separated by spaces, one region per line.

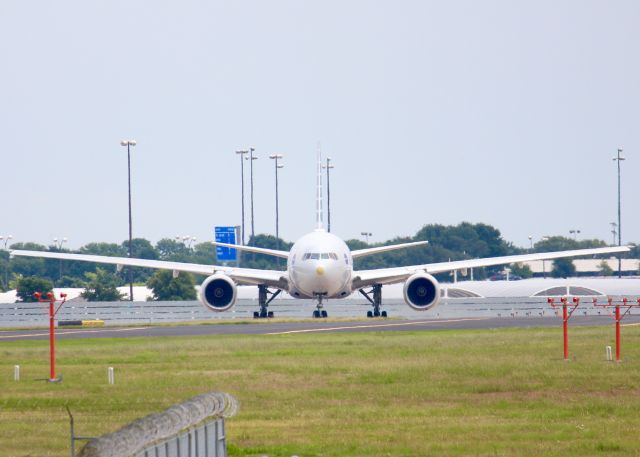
xmin=287 ymin=229 xmax=353 ymax=299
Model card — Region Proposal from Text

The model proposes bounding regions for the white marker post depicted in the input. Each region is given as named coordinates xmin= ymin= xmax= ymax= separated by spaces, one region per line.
xmin=108 ymin=367 xmax=115 ymax=385
xmin=606 ymin=346 xmax=613 ymax=362
xmin=14 ymin=365 xmax=20 ymax=381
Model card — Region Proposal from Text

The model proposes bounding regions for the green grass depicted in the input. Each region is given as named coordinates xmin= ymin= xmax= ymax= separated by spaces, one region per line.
xmin=1 ymin=326 xmax=640 ymax=456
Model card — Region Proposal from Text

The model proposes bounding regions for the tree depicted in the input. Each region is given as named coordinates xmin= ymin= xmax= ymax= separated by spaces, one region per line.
xmin=241 ymin=234 xmax=292 ymax=269
xmin=156 ymin=238 xmax=191 ymax=261
xmin=122 ymin=238 xmax=158 ymax=283
xmin=0 ymin=250 xmax=9 ymax=291
xmin=146 ymin=270 xmax=197 ymax=301
xmin=8 ymin=242 xmax=49 ymax=280
xmin=509 ymin=262 xmax=533 ymax=279
xmin=81 ymin=268 xmax=125 ymax=301
xmin=16 ymin=276 xmax=54 ymax=302
xmin=551 ymin=258 xmax=576 ymax=278
xmin=597 ymin=260 xmax=613 ymax=277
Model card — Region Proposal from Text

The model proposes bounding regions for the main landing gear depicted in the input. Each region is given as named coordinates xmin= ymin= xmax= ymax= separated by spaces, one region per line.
xmin=253 ymin=285 xmax=281 ymax=319
xmin=359 ymin=284 xmax=388 ymax=318
xmin=312 ymin=293 xmax=328 ymax=318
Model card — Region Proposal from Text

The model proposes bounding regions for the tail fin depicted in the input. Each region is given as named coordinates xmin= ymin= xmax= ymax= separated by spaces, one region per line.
xmin=316 ymin=142 xmax=324 ymax=230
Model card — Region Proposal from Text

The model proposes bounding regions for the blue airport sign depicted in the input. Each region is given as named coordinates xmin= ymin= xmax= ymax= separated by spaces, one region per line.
xmin=215 ymin=226 xmax=238 ymax=262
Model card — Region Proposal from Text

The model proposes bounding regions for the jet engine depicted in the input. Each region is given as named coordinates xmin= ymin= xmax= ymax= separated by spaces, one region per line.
xmin=199 ymin=274 xmax=237 ymax=312
xmin=403 ymin=273 xmax=440 ymax=310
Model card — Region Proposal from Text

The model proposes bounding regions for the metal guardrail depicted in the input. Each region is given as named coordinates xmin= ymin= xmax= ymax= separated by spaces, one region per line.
xmin=3 ymin=297 xmax=639 ymax=329
xmin=78 ymin=392 xmax=238 ymax=457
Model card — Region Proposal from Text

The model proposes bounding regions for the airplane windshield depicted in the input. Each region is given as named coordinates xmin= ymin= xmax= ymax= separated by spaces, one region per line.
xmin=303 ymin=252 xmax=338 ymax=261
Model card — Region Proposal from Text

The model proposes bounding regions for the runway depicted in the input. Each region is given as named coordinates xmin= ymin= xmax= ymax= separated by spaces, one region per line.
xmin=2 ymin=315 xmax=639 ymax=341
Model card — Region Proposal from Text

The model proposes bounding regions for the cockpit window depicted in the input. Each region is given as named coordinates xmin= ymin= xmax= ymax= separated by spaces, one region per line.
xmin=303 ymin=252 xmax=338 ymax=261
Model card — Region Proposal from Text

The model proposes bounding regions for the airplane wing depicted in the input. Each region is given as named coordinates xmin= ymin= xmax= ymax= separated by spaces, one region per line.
xmin=9 ymin=250 xmax=288 ymax=289
xmin=351 ymin=246 xmax=631 ymax=289
xmin=211 ymin=242 xmax=290 ymax=259
xmin=351 ymin=241 xmax=428 ymax=258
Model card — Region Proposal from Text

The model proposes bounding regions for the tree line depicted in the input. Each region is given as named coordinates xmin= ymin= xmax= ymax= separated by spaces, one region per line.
xmin=1 ymin=223 xmax=636 ymax=302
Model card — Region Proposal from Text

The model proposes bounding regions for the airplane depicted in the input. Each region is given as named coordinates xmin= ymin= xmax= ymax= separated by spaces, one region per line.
xmin=10 ymin=153 xmax=630 ymax=319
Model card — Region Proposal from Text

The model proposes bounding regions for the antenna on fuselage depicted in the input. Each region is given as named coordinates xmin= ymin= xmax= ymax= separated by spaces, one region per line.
xmin=316 ymin=141 xmax=324 ymax=230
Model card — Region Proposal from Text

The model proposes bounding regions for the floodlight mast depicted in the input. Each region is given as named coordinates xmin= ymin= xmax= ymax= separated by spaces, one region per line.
xmin=613 ymin=148 xmax=625 ymax=278
xmin=248 ymin=147 xmax=258 ymax=245
xmin=322 ymin=158 xmax=335 ymax=232
xmin=52 ymin=237 xmax=68 ymax=283
xmin=120 ymin=139 xmax=137 ymax=301
xmin=269 ymin=154 xmax=284 ymax=262
xmin=235 ymin=150 xmax=249 ymax=245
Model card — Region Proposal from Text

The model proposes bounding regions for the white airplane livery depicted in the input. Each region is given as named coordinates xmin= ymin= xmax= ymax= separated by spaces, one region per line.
xmin=10 ymin=152 xmax=630 ymax=318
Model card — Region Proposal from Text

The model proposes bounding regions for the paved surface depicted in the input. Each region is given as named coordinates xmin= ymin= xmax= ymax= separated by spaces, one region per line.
xmin=2 ymin=315 xmax=640 ymax=341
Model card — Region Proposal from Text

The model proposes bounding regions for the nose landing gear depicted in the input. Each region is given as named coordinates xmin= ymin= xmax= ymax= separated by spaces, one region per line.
xmin=359 ymin=284 xmax=388 ymax=318
xmin=313 ymin=293 xmax=328 ymax=318
xmin=253 ymin=285 xmax=281 ymax=319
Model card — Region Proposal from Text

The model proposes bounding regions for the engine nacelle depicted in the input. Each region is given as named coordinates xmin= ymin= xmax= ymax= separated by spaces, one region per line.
xmin=403 ymin=273 xmax=440 ymax=310
xmin=199 ymin=274 xmax=237 ymax=312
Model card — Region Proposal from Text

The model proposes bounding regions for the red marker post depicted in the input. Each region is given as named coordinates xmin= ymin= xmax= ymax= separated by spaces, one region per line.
xmin=34 ymin=291 xmax=67 ymax=382
xmin=592 ymin=297 xmax=640 ymax=362
xmin=548 ymin=297 xmax=581 ymax=361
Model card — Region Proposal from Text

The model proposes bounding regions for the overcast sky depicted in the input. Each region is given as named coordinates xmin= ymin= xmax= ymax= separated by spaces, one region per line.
xmin=1 ymin=1 xmax=638 ymax=250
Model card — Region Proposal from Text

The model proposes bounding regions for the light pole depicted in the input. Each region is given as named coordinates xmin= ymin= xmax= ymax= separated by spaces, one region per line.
xmin=120 ymin=139 xmax=136 ymax=301
xmin=235 ymin=150 xmax=249 ymax=245
xmin=269 ymin=155 xmax=284 ymax=259
xmin=569 ymin=229 xmax=580 ymax=240
xmin=179 ymin=236 xmax=196 ymax=249
xmin=541 ymin=236 xmax=549 ymax=279
xmin=322 ymin=157 xmax=335 ymax=232
xmin=361 ymin=232 xmax=372 ymax=244
xmin=53 ymin=237 xmax=67 ymax=283
xmin=0 ymin=235 xmax=12 ymax=250
xmin=613 ymin=148 xmax=625 ymax=278
xmin=248 ymin=148 xmax=258 ymax=245
xmin=610 ymin=222 xmax=618 ymax=246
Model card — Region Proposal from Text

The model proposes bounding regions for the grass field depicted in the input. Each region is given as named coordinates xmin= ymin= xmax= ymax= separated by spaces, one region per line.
xmin=1 ymin=325 xmax=639 ymax=456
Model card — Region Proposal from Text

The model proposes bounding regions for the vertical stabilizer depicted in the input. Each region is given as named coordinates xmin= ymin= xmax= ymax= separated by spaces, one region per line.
xmin=316 ymin=142 xmax=324 ymax=230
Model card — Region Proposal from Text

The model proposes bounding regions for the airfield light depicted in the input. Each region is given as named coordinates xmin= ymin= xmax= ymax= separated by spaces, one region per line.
xmin=120 ymin=139 xmax=137 ymax=301
xmin=34 ymin=291 xmax=67 ymax=382
xmin=361 ymin=232 xmax=372 ymax=244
